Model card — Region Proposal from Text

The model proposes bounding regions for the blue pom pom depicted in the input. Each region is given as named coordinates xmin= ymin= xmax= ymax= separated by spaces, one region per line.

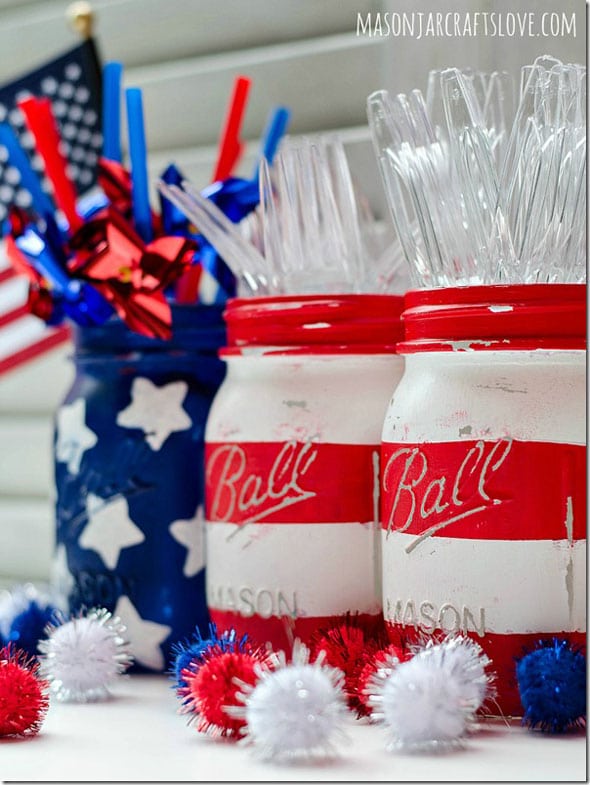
xmin=8 ymin=602 xmax=56 ymax=656
xmin=170 ymin=624 xmax=250 ymax=691
xmin=516 ymin=639 xmax=586 ymax=732
xmin=171 ymin=629 xmax=215 ymax=689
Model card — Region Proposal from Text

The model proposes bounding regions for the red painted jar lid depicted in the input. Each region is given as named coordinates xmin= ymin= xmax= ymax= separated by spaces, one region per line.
xmin=223 ymin=294 xmax=404 ymax=355
xmin=398 ymin=283 xmax=587 ymax=353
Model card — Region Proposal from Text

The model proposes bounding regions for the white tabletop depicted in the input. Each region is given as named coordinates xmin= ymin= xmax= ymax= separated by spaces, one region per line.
xmin=1 ymin=675 xmax=586 ymax=783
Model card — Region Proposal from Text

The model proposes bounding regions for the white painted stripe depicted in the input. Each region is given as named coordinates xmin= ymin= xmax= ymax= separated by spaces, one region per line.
xmin=0 ymin=242 xmax=10 ymax=273
xmin=0 ymin=315 xmax=52 ymax=360
xmin=206 ymin=520 xmax=381 ymax=618
xmin=0 ymin=276 xmax=28 ymax=316
xmin=383 ymin=352 xmax=585 ymax=446
xmin=206 ymin=354 xmax=404 ymax=444
xmin=0 ymin=341 xmax=72 ymax=414
xmin=381 ymin=531 xmax=586 ymax=635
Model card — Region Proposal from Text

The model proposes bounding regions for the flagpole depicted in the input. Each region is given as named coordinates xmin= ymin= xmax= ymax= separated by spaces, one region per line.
xmin=66 ymin=1 xmax=95 ymax=39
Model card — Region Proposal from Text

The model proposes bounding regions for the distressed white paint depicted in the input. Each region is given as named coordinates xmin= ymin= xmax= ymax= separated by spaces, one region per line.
xmin=382 ymin=351 xmax=585 ymax=446
xmin=206 ymin=520 xmax=382 ymax=618
xmin=382 ymin=531 xmax=586 ymax=634
xmin=206 ymin=354 xmax=404 ymax=444
xmin=206 ymin=351 xmax=403 ymax=622
xmin=381 ymin=348 xmax=586 ymax=639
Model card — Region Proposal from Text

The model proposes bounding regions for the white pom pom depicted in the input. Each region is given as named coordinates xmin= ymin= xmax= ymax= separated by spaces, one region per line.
xmin=369 ymin=635 xmax=491 ymax=752
xmin=38 ymin=607 xmax=133 ymax=702
xmin=428 ymin=636 xmax=492 ymax=711
xmin=237 ymin=641 xmax=348 ymax=760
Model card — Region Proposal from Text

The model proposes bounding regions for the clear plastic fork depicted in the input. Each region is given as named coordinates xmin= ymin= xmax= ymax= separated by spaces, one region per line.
xmin=157 ymin=179 xmax=270 ymax=295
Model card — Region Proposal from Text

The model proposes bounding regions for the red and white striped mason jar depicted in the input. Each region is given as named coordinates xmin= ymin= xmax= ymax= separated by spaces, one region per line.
xmin=205 ymin=294 xmax=404 ymax=651
xmin=381 ymin=283 xmax=586 ymax=716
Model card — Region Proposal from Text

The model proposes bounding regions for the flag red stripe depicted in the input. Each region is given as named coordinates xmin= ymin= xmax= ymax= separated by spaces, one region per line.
xmin=0 ymin=303 xmax=30 ymax=328
xmin=0 ymin=266 xmax=16 ymax=284
xmin=0 ymin=324 xmax=70 ymax=375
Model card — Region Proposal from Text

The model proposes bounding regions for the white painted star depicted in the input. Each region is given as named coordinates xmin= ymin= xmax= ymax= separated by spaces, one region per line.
xmin=55 ymin=398 xmax=98 ymax=474
xmin=116 ymin=377 xmax=192 ymax=451
xmin=114 ymin=595 xmax=171 ymax=671
xmin=50 ymin=544 xmax=75 ymax=603
xmin=169 ymin=505 xmax=206 ymax=577
xmin=79 ymin=493 xmax=145 ymax=569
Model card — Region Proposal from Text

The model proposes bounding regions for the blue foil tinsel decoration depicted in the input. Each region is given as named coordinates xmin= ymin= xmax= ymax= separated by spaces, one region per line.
xmin=516 ymin=639 xmax=586 ymax=733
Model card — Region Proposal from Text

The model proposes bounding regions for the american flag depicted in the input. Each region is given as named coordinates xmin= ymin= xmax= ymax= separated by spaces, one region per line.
xmin=0 ymin=252 xmax=70 ymax=375
xmin=0 ymin=38 xmax=102 ymax=376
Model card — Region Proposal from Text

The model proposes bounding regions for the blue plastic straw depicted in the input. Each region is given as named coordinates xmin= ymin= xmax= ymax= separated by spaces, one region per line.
xmin=0 ymin=123 xmax=55 ymax=218
xmin=125 ymin=87 xmax=152 ymax=242
xmin=102 ymin=62 xmax=123 ymax=162
xmin=251 ymin=106 xmax=291 ymax=182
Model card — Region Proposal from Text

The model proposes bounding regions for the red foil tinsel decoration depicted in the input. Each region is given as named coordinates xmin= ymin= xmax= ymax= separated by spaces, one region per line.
xmin=0 ymin=645 xmax=49 ymax=738
xmin=69 ymin=208 xmax=196 ymax=339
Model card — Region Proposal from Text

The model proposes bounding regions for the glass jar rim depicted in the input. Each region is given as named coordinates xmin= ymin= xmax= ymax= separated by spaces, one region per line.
xmin=398 ymin=283 xmax=586 ymax=353
xmin=223 ymin=294 xmax=404 ymax=355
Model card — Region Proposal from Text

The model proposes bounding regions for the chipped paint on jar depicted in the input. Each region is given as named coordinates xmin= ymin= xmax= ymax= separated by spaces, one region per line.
xmin=381 ymin=284 xmax=586 ymax=716
xmin=205 ymin=294 xmax=405 ymax=651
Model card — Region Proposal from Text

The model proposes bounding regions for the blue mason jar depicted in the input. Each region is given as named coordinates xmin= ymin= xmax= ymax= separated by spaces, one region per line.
xmin=53 ymin=305 xmax=226 ymax=671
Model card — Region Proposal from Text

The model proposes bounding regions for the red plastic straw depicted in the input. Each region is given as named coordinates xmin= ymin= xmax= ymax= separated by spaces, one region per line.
xmin=18 ymin=97 xmax=82 ymax=232
xmin=175 ymin=264 xmax=203 ymax=304
xmin=212 ymin=76 xmax=251 ymax=182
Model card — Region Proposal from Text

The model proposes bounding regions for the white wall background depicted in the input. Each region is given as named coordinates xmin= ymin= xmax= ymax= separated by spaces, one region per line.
xmin=0 ymin=0 xmax=585 ymax=584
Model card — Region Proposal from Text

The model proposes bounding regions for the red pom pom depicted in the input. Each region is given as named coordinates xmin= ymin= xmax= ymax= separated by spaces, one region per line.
xmin=310 ymin=615 xmax=388 ymax=714
xmin=356 ymin=644 xmax=407 ymax=717
xmin=0 ymin=645 xmax=49 ymax=738
xmin=179 ymin=644 xmax=273 ymax=738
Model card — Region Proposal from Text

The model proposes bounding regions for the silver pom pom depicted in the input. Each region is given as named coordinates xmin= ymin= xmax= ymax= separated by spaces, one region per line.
xmin=369 ymin=635 xmax=492 ymax=752
xmin=424 ymin=636 xmax=492 ymax=712
xmin=234 ymin=641 xmax=349 ymax=761
xmin=38 ymin=607 xmax=133 ymax=702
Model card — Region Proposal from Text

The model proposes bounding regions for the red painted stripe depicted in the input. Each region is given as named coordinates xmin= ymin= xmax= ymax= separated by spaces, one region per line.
xmin=385 ymin=623 xmax=586 ymax=718
xmin=209 ymin=608 xmax=382 ymax=655
xmin=210 ymin=608 xmax=586 ymax=717
xmin=0 ymin=324 xmax=70 ymax=376
xmin=381 ymin=439 xmax=586 ymax=542
xmin=221 ymin=344 xmax=399 ymax=357
xmin=206 ymin=441 xmax=379 ymax=525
